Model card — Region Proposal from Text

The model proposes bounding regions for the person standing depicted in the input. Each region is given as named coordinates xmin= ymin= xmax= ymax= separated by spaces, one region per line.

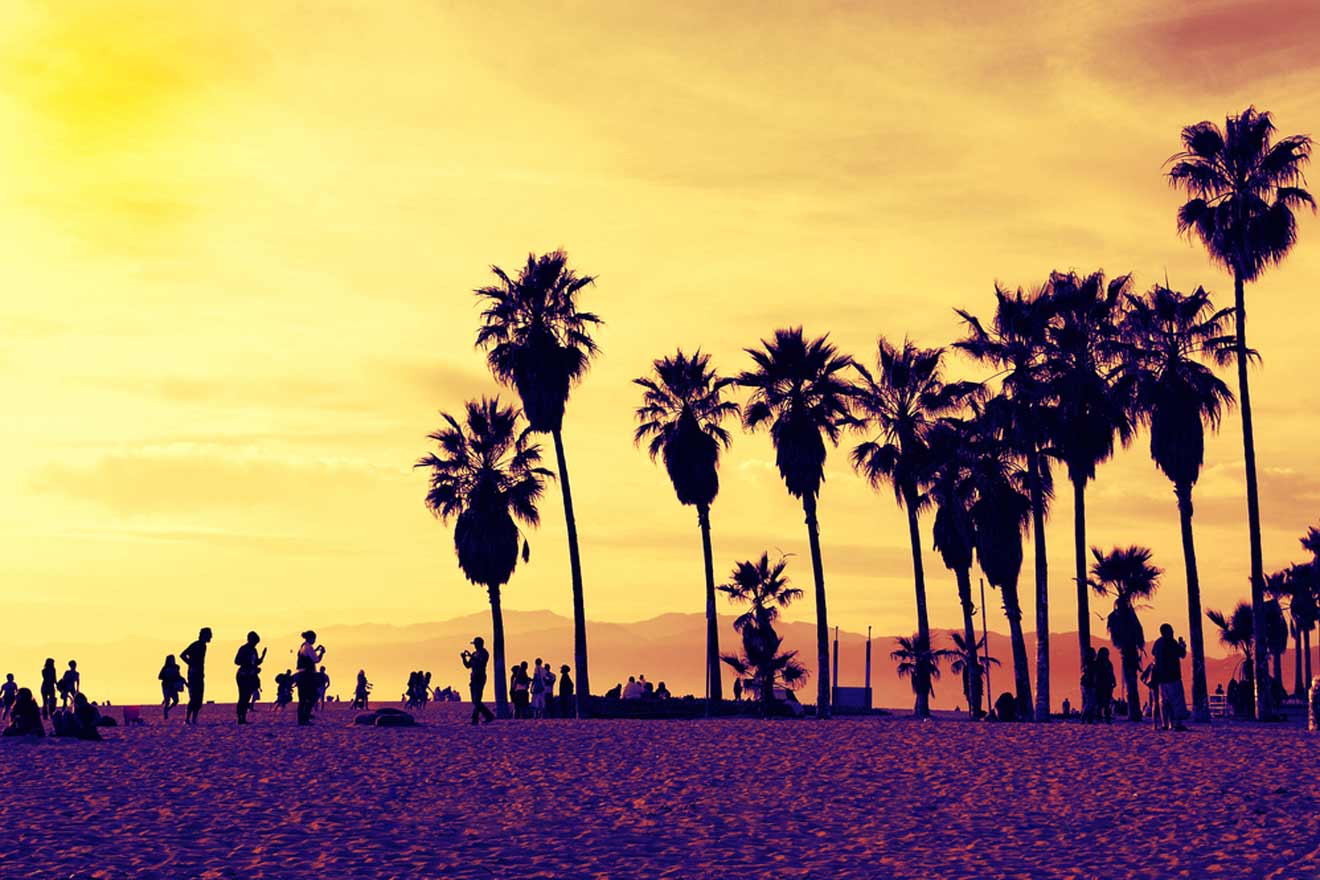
xmin=461 ymin=637 xmax=493 ymax=724
xmin=159 ymin=655 xmax=185 ymax=719
xmin=1094 ymin=648 xmax=1117 ymax=723
xmin=180 ymin=628 xmax=212 ymax=725
xmin=733 ymin=678 xmax=743 ymax=703
xmin=353 ymin=670 xmax=371 ymax=710
xmin=1152 ymin=623 xmax=1189 ymax=731
xmin=558 ymin=664 xmax=574 ymax=719
xmin=57 ymin=661 xmax=80 ymax=709
xmin=1080 ymin=647 xmax=1097 ymax=724
xmin=39 ymin=659 xmax=57 ymax=719
xmin=295 ymin=630 xmax=325 ymax=726
xmin=542 ymin=662 xmax=557 ymax=718
xmin=234 ymin=631 xmax=266 ymax=725
xmin=530 ymin=659 xmax=547 ymax=719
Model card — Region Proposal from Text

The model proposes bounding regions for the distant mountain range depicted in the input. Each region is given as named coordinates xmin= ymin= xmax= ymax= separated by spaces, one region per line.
xmin=5 ymin=610 xmax=1289 ymax=711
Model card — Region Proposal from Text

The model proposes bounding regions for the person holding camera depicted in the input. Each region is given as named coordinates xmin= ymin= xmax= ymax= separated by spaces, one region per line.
xmin=461 ymin=637 xmax=494 ymax=724
xmin=1151 ymin=623 xmax=1189 ymax=731
xmin=295 ymin=630 xmax=326 ymax=726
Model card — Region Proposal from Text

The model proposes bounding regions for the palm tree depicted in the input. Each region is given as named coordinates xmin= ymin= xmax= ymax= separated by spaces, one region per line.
xmin=949 ymin=631 xmax=999 ymax=714
xmin=1290 ymin=546 xmax=1318 ymax=694
xmin=1168 ymin=107 xmax=1314 ymax=720
xmin=966 ymin=413 xmax=1035 ymax=719
xmin=738 ymin=328 xmax=854 ymax=718
xmin=1276 ymin=565 xmax=1316 ymax=698
xmin=927 ymin=419 xmax=985 ymax=718
xmin=1114 ymin=283 xmax=1235 ymax=722
xmin=1207 ymin=601 xmax=1256 ymax=692
xmin=634 ymin=349 xmax=740 ymax=711
xmin=718 ymin=553 xmax=808 ymax=715
xmin=956 ymin=285 xmax=1057 ymax=721
xmin=851 ymin=338 xmax=978 ymax=718
xmin=1089 ymin=545 xmax=1162 ymax=722
xmin=415 ymin=397 xmax=552 ymax=720
xmin=475 ymin=250 xmax=601 ymax=715
xmin=1043 ymin=270 xmax=1134 ymax=672
xmin=890 ymin=634 xmax=958 ymax=706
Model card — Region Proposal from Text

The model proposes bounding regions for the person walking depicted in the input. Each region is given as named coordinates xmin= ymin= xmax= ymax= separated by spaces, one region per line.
xmin=1152 ymin=623 xmax=1189 ymax=731
xmin=180 ymin=628 xmax=212 ymax=725
xmin=159 ymin=655 xmax=185 ymax=719
xmin=234 ymin=631 xmax=266 ymax=724
xmin=461 ymin=637 xmax=494 ymax=724
xmin=295 ymin=631 xmax=325 ymax=726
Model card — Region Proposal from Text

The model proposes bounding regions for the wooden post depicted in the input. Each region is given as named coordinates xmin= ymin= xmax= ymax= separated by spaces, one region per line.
xmin=864 ymin=625 xmax=872 ymax=711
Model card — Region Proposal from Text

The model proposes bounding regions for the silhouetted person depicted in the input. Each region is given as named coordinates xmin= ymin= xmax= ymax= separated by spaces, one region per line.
xmin=67 ymin=693 xmax=103 ymax=741
xmin=180 ymin=627 xmax=212 ymax=725
xmin=317 ymin=666 xmax=330 ymax=708
xmin=1152 ymin=623 xmax=1189 ymax=731
xmin=510 ymin=663 xmax=531 ymax=719
xmin=1080 ymin=646 xmax=1098 ymax=724
xmin=541 ymin=662 xmax=557 ymax=717
xmin=353 ymin=670 xmax=371 ymax=710
xmin=274 ymin=670 xmax=294 ymax=711
xmin=40 ymin=659 xmax=57 ymax=719
xmin=57 ymin=660 xmax=80 ymax=709
xmin=295 ymin=630 xmax=325 ymax=726
xmin=733 ymin=678 xmax=743 ymax=702
xmin=622 ymin=676 xmax=642 ymax=700
xmin=655 ymin=681 xmax=671 ymax=700
xmin=994 ymin=691 xmax=1018 ymax=722
xmin=234 ymin=631 xmax=266 ymax=725
xmin=0 ymin=674 xmax=16 ymax=720
xmin=3 ymin=688 xmax=43 ymax=737
xmin=159 ymin=655 xmax=185 ymax=719
xmin=1095 ymin=647 xmax=1117 ymax=723
xmin=461 ymin=637 xmax=493 ymax=724
xmin=559 ymin=665 xmax=574 ymax=718
xmin=531 ymin=659 xmax=547 ymax=719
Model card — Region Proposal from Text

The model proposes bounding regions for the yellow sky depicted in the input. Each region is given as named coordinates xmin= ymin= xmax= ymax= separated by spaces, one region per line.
xmin=2 ymin=1 xmax=1319 ymax=667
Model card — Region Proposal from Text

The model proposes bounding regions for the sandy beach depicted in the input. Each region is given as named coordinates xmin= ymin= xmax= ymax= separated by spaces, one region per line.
xmin=1 ymin=703 xmax=1317 ymax=879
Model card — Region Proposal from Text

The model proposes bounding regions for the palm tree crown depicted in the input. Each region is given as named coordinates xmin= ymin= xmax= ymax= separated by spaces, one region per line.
xmin=474 ymin=250 xmax=602 ymax=432
xmin=718 ymin=553 xmax=803 ymax=633
xmin=634 ymin=349 xmax=739 ymax=508
xmin=1167 ymin=107 xmax=1314 ymax=282
xmin=738 ymin=328 xmax=855 ymax=501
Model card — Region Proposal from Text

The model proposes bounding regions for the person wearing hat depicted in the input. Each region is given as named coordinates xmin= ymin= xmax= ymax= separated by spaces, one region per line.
xmin=461 ymin=636 xmax=493 ymax=724
xmin=295 ymin=630 xmax=326 ymax=726
xmin=180 ymin=627 xmax=212 ymax=725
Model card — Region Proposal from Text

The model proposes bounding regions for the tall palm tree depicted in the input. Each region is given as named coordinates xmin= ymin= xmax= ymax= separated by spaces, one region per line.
xmin=475 ymin=250 xmax=601 ymax=715
xmin=415 ymin=397 xmax=551 ymax=720
xmin=1277 ymin=565 xmax=1316 ymax=698
xmin=949 ymin=631 xmax=999 ymax=714
xmin=890 ymin=634 xmax=958 ymax=706
xmin=634 ymin=349 xmax=740 ymax=711
xmin=851 ymin=338 xmax=978 ymax=718
xmin=1089 ymin=545 xmax=1162 ymax=722
xmin=718 ymin=553 xmax=808 ymax=715
xmin=1291 ymin=538 xmax=1319 ymax=693
xmin=927 ymin=419 xmax=985 ymax=718
xmin=956 ymin=285 xmax=1057 ymax=720
xmin=1168 ymin=106 xmax=1314 ymax=720
xmin=738 ymin=328 xmax=855 ymax=718
xmin=1042 ymin=270 xmax=1134 ymax=669
xmin=1114 ymin=283 xmax=1235 ymax=722
xmin=966 ymin=414 xmax=1035 ymax=720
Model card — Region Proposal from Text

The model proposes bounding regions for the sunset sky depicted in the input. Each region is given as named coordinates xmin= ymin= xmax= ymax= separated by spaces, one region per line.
xmin=3 ymin=1 xmax=1319 ymax=683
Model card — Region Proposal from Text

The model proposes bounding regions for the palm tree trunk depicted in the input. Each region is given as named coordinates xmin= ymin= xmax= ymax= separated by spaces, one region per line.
xmin=1072 ymin=476 xmax=1091 ymax=663
xmin=551 ymin=428 xmax=590 ymax=717
xmin=955 ymin=566 xmax=983 ymax=717
xmin=802 ymin=495 xmax=831 ymax=719
xmin=903 ymin=485 xmax=932 ymax=719
xmin=697 ymin=503 xmax=722 ymax=713
xmin=1000 ymin=578 xmax=1034 ymax=720
xmin=1174 ymin=481 xmax=1210 ymax=723
xmin=1122 ymin=646 xmax=1141 ymax=722
xmin=1232 ymin=270 xmax=1272 ymax=722
xmin=1029 ymin=449 xmax=1050 ymax=722
xmin=488 ymin=585 xmax=511 ymax=720
xmin=1305 ymin=628 xmax=1313 ymax=695
xmin=1272 ymin=647 xmax=1283 ymax=697
xmin=1293 ymin=620 xmax=1304 ymax=698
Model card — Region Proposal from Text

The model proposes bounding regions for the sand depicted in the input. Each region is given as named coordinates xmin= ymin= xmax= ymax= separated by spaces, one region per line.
xmin=1 ymin=703 xmax=1317 ymax=879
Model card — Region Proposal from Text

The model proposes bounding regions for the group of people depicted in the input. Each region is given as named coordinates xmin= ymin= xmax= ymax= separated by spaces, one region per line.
xmin=604 ymin=675 xmax=671 ymax=701
xmin=1079 ymin=645 xmax=1120 ymax=723
xmin=2 ymin=661 xmax=108 ymax=740
xmin=509 ymin=658 xmax=574 ymax=719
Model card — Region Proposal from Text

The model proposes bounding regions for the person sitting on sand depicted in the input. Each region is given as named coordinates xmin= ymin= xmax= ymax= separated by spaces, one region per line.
xmin=158 ymin=655 xmax=185 ymax=720
xmin=622 ymin=676 xmax=643 ymax=700
xmin=295 ymin=631 xmax=326 ymax=726
xmin=180 ymin=627 xmax=212 ymax=725
xmin=40 ymin=659 xmax=57 ymax=720
xmin=1094 ymin=647 xmax=1116 ymax=723
xmin=605 ymin=683 xmax=622 ymax=700
xmin=2 ymin=688 xmax=44 ymax=737
xmin=52 ymin=693 xmax=103 ymax=741
xmin=993 ymin=691 xmax=1017 ymax=722
xmin=640 ymin=675 xmax=654 ymax=699
xmin=234 ymin=631 xmax=266 ymax=725
xmin=559 ymin=665 xmax=574 ymax=718
xmin=353 ymin=670 xmax=371 ymax=710
xmin=0 ymin=674 xmax=17 ymax=721
xmin=655 ymin=681 xmax=671 ymax=700
xmin=57 ymin=660 xmax=80 ymax=710
xmin=1151 ymin=623 xmax=1189 ymax=731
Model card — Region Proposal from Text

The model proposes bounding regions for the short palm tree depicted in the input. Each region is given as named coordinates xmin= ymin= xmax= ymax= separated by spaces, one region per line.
xmin=1168 ymin=106 xmax=1314 ymax=720
xmin=475 ymin=250 xmax=601 ymax=714
xmin=415 ymin=397 xmax=551 ymax=719
xmin=949 ymin=631 xmax=999 ymax=714
xmin=1089 ymin=545 xmax=1161 ymax=722
xmin=634 ymin=349 xmax=740 ymax=711
xmin=1207 ymin=601 xmax=1255 ymax=683
xmin=966 ymin=414 xmax=1035 ymax=720
xmin=851 ymin=338 xmax=978 ymax=718
xmin=738 ymin=328 xmax=854 ymax=718
xmin=956 ymin=284 xmax=1057 ymax=721
xmin=718 ymin=553 xmax=808 ymax=715
xmin=891 ymin=634 xmax=958 ymax=705
xmin=1044 ymin=271 xmax=1134 ymax=674
xmin=1291 ymin=538 xmax=1319 ymax=693
xmin=1115 ymin=283 xmax=1234 ymax=722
